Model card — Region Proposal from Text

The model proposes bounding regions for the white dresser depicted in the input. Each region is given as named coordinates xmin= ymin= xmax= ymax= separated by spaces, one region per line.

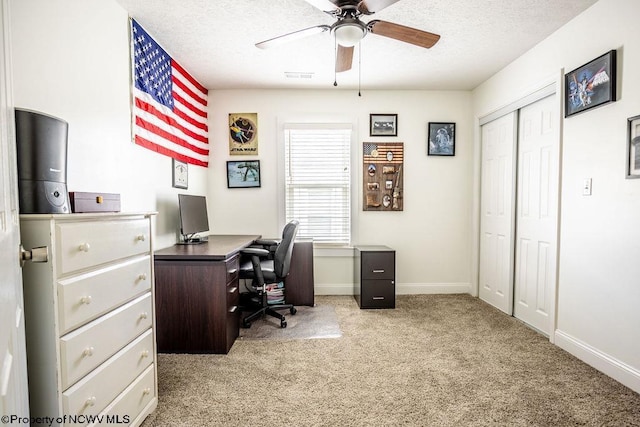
xmin=19 ymin=212 xmax=157 ymax=426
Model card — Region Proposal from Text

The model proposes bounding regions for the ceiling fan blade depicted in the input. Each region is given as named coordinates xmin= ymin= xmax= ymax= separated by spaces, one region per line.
xmin=303 ymin=0 xmax=341 ymax=12
xmin=357 ymin=0 xmax=401 ymax=14
xmin=256 ymin=25 xmax=331 ymax=49
xmin=336 ymin=45 xmax=354 ymax=72
xmin=368 ymin=20 xmax=440 ymax=49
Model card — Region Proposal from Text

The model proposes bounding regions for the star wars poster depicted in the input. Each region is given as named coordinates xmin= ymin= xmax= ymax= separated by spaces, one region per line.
xmin=229 ymin=113 xmax=258 ymax=155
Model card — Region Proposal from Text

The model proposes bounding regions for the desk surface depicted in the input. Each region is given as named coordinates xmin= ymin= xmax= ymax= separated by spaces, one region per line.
xmin=154 ymin=234 xmax=260 ymax=261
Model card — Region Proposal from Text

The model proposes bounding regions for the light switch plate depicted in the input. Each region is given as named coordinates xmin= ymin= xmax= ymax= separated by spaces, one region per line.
xmin=583 ymin=178 xmax=592 ymax=196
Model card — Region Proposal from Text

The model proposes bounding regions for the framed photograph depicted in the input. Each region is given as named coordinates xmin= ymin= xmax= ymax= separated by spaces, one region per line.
xmin=172 ymin=158 xmax=188 ymax=189
xmin=427 ymin=122 xmax=455 ymax=156
xmin=370 ymin=114 xmax=397 ymax=137
xmin=565 ymin=50 xmax=617 ymax=117
xmin=227 ymin=160 xmax=261 ymax=188
xmin=626 ymin=115 xmax=640 ymax=179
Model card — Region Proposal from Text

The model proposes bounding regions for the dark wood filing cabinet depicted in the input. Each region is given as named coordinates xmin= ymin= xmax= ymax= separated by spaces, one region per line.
xmin=354 ymin=245 xmax=396 ymax=309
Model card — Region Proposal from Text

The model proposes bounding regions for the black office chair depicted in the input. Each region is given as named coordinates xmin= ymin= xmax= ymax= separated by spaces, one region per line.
xmin=239 ymin=220 xmax=299 ymax=328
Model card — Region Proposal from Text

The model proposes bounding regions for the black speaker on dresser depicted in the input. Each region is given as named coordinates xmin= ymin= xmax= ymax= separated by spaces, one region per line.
xmin=15 ymin=108 xmax=71 ymax=214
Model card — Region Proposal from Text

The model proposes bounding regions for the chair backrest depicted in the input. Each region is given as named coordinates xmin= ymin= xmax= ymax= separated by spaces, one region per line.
xmin=273 ymin=220 xmax=299 ymax=279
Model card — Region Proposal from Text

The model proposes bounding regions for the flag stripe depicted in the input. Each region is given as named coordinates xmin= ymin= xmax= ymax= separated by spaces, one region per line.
xmin=134 ymin=123 xmax=208 ymax=164
xmin=172 ymin=73 xmax=207 ymax=109
xmin=135 ymin=134 xmax=208 ymax=167
xmin=135 ymin=97 xmax=207 ymax=144
xmin=135 ymin=116 xmax=209 ymax=156
xmin=173 ymin=90 xmax=208 ymax=121
xmin=172 ymin=59 xmax=207 ymax=94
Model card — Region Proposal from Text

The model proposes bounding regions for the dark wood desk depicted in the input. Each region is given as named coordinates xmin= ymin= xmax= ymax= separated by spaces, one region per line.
xmin=154 ymin=235 xmax=259 ymax=354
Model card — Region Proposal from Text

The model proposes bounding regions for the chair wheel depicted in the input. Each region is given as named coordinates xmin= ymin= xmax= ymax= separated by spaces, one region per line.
xmin=290 ymin=307 xmax=297 ymax=315
xmin=281 ymin=320 xmax=287 ymax=328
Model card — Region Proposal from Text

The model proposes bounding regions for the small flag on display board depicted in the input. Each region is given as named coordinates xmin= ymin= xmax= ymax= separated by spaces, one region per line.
xmin=130 ymin=19 xmax=209 ymax=167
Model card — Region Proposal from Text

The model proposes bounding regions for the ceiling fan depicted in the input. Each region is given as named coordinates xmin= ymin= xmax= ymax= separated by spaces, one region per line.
xmin=255 ymin=0 xmax=441 ymax=73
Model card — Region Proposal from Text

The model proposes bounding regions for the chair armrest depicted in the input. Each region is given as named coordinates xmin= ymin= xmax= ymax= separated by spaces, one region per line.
xmin=240 ymin=247 xmax=270 ymax=257
xmin=254 ymin=238 xmax=280 ymax=246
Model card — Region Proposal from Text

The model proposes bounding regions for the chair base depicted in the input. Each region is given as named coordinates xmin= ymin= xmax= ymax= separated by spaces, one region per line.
xmin=241 ymin=303 xmax=297 ymax=328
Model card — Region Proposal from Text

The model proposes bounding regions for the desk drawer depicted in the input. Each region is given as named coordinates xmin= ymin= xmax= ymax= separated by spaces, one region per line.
xmin=226 ymin=254 xmax=239 ymax=283
xmin=58 ymin=256 xmax=151 ymax=334
xmin=361 ymin=279 xmax=395 ymax=309
xmin=62 ymin=330 xmax=154 ymax=421
xmin=60 ymin=293 xmax=153 ymax=389
xmin=55 ymin=218 xmax=150 ymax=276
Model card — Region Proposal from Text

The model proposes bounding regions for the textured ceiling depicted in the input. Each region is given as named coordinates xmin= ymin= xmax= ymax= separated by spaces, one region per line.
xmin=115 ymin=0 xmax=598 ymax=91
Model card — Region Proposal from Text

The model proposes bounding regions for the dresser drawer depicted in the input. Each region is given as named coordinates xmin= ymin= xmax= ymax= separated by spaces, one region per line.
xmin=60 ymin=293 xmax=153 ymax=390
xmin=226 ymin=254 xmax=239 ymax=283
xmin=62 ymin=330 xmax=154 ymax=421
xmin=55 ymin=218 xmax=150 ymax=276
xmin=58 ymin=256 xmax=151 ymax=334
xmin=94 ymin=365 xmax=156 ymax=426
xmin=361 ymin=252 xmax=395 ymax=280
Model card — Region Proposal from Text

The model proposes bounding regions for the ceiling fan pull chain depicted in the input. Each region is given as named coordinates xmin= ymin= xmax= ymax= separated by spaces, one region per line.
xmin=358 ymin=42 xmax=362 ymax=96
xmin=333 ymin=36 xmax=338 ymax=87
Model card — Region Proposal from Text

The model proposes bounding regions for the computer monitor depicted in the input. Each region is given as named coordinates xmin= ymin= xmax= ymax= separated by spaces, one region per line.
xmin=178 ymin=194 xmax=209 ymax=244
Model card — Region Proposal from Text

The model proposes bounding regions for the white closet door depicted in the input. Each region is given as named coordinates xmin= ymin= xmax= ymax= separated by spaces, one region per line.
xmin=513 ymin=95 xmax=559 ymax=335
xmin=0 ymin=0 xmax=30 ymax=418
xmin=479 ymin=112 xmax=517 ymax=314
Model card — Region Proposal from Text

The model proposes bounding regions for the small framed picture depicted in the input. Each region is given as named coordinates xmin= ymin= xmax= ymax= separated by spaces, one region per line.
xmin=227 ymin=160 xmax=261 ymax=188
xmin=626 ymin=115 xmax=640 ymax=179
xmin=565 ymin=50 xmax=617 ymax=117
xmin=172 ymin=158 xmax=188 ymax=189
xmin=370 ymin=114 xmax=397 ymax=137
xmin=428 ymin=122 xmax=455 ymax=156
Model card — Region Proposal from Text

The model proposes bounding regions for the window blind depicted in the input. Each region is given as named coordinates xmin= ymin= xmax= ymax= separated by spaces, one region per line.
xmin=284 ymin=124 xmax=351 ymax=244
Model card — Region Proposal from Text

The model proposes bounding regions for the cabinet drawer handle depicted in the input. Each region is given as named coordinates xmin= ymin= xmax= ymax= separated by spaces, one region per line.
xmin=372 ymin=269 xmax=385 ymax=273
xmin=140 ymin=349 xmax=150 ymax=358
xmin=142 ymin=387 xmax=151 ymax=396
xmin=228 ymin=286 xmax=238 ymax=294
xmin=138 ymin=273 xmax=148 ymax=281
xmin=78 ymin=243 xmax=91 ymax=252
xmin=84 ymin=396 xmax=96 ymax=407
xmin=139 ymin=312 xmax=149 ymax=320
xmin=228 ymin=305 xmax=238 ymax=313
xmin=137 ymin=234 xmax=147 ymax=242
xmin=82 ymin=347 xmax=94 ymax=357
xmin=80 ymin=296 xmax=92 ymax=305
xmin=372 ymin=296 xmax=385 ymax=300
xmin=228 ymin=268 xmax=237 ymax=275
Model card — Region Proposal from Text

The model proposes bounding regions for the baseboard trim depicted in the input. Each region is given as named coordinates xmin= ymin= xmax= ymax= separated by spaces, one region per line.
xmin=314 ymin=283 xmax=472 ymax=296
xmin=555 ymin=330 xmax=640 ymax=394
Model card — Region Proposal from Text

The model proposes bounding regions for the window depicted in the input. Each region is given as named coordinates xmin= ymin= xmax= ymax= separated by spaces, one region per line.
xmin=284 ymin=123 xmax=352 ymax=245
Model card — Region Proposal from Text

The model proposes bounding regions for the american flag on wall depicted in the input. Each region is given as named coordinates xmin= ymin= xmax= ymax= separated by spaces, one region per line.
xmin=130 ymin=19 xmax=209 ymax=167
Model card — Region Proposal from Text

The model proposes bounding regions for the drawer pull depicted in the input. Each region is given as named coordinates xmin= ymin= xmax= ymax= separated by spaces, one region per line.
xmin=140 ymin=349 xmax=150 ymax=358
xmin=142 ymin=387 xmax=151 ymax=396
xmin=372 ymin=296 xmax=385 ymax=300
xmin=139 ymin=312 xmax=149 ymax=320
xmin=229 ymin=305 xmax=238 ymax=313
xmin=78 ymin=243 xmax=91 ymax=252
xmin=228 ymin=268 xmax=237 ymax=274
xmin=372 ymin=269 xmax=385 ymax=273
xmin=82 ymin=347 xmax=95 ymax=357
xmin=137 ymin=234 xmax=146 ymax=242
xmin=228 ymin=286 xmax=238 ymax=294
xmin=80 ymin=296 xmax=92 ymax=305
xmin=84 ymin=396 xmax=96 ymax=407
xmin=138 ymin=273 xmax=148 ymax=281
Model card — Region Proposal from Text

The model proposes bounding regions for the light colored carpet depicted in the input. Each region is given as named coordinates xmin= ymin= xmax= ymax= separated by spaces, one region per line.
xmin=142 ymin=295 xmax=640 ymax=426
xmin=238 ymin=304 xmax=342 ymax=341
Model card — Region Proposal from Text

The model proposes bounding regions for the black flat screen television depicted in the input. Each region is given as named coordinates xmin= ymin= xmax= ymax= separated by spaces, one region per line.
xmin=178 ymin=194 xmax=209 ymax=244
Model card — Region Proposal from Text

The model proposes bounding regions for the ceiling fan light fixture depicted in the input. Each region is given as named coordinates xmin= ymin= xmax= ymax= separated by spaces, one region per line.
xmin=333 ymin=22 xmax=365 ymax=47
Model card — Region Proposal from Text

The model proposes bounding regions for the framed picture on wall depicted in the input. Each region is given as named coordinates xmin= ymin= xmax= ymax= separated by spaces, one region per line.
xmin=427 ymin=122 xmax=455 ymax=156
xmin=627 ymin=115 xmax=640 ymax=179
xmin=227 ymin=160 xmax=261 ymax=188
xmin=564 ymin=50 xmax=617 ymax=117
xmin=370 ymin=114 xmax=398 ymax=137
xmin=172 ymin=158 xmax=188 ymax=189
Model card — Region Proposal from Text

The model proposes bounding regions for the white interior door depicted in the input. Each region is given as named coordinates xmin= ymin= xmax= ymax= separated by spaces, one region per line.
xmin=0 ymin=0 xmax=30 ymax=419
xmin=513 ymin=95 xmax=559 ymax=335
xmin=479 ymin=112 xmax=517 ymax=314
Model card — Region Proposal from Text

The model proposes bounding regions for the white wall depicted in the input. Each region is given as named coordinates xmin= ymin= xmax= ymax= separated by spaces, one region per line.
xmin=9 ymin=0 xmax=208 ymax=249
xmin=473 ymin=0 xmax=640 ymax=393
